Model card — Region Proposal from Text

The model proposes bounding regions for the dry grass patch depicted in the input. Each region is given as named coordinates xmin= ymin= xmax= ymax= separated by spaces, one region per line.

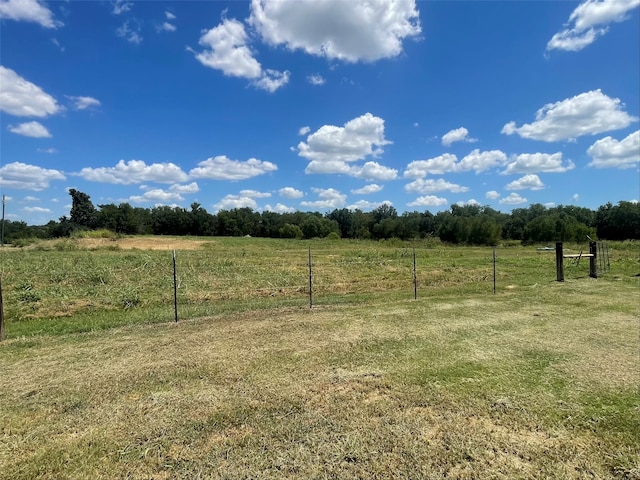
xmin=2 ymin=281 xmax=639 ymax=479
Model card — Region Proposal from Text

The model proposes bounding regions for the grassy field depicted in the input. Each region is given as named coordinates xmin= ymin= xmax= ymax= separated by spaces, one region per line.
xmin=0 ymin=237 xmax=638 ymax=478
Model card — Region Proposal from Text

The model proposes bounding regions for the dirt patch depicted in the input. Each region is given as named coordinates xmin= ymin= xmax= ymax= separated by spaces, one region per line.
xmin=80 ymin=237 xmax=211 ymax=251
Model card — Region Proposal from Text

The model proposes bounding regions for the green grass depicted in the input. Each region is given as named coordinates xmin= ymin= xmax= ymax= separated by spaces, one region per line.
xmin=0 ymin=237 xmax=638 ymax=478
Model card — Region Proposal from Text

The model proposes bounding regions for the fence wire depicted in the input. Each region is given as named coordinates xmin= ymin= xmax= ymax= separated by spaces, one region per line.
xmin=0 ymin=243 xmax=579 ymax=325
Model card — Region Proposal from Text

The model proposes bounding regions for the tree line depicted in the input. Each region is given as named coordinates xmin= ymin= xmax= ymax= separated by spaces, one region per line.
xmin=2 ymin=189 xmax=639 ymax=245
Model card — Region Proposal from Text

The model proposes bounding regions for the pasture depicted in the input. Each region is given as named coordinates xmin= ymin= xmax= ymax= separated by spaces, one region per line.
xmin=0 ymin=237 xmax=638 ymax=479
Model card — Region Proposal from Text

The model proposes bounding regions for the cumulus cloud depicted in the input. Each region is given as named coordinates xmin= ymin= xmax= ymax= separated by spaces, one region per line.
xmin=8 ymin=121 xmax=51 ymax=138
xmin=499 ymin=193 xmax=528 ymax=205
xmin=0 ymin=0 xmax=61 ymax=28
xmin=300 ymin=187 xmax=346 ymax=209
xmin=456 ymin=199 xmax=480 ymax=207
xmin=23 ymin=206 xmax=51 ymax=213
xmin=347 ymin=199 xmax=391 ymax=211
xmin=78 ymin=160 xmax=189 ymax=184
xmin=239 ymin=189 xmax=271 ymax=198
xmin=351 ymin=184 xmax=383 ymax=195
xmin=66 ymin=95 xmax=101 ymax=110
xmin=193 ymin=17 xmax=289 ymax=92
xmin=501 ymin=90 xmax=636 ymax=142
xmin=404 ymin=150 xmax=507 ymax=178
xmin=0 ymin=161 xmax=66 ymax=190
xmin=405 ymin=178 xmax=468 ymax=194
xmin=502 ymin=152 xmax=575 ymax=174
xmin=486 ymin=190 xmax=500 ymax=200
xmin=279 ymin=187 xmax=304 ymax=198
xmin=213 ymin=194 xmax=259 ymax=212
xmin=130 ymin=189 xmax=184 ymax=203
xmin=506 ymin=174 xmax=546 ymax=191
xmin=158 ymin=22 xmax=176 ymax=33
xmin=407 ymin=195 xmax=448 ymax=208
xmin=0 ymin=66 xmax=61 ymax=117
xmin=307 ymin=74 xmax=326 ymax=85
xmin=249 ymin=0 xmax=421 ymax=62
xmin=547 ymin=0 xmax=640 ymax=52
xmin=190 ymin=155 xmax=277 ymax=181
xmin=441 ymin=127 xmax=477 ymax=147
xmin=264 ymin=203 xmax=296 ymax=213
xmin=404 ymin=153 xmax=458 ymax=178
xmin=170 ymin=182 xmax=200 ymax=194
xmin=587 ymin=130 xmax=640 ymax=169
xmin=299 ymin=113 xmax=396 ymax=179
xmin=298 ymin=126 xmax=311 ymax=136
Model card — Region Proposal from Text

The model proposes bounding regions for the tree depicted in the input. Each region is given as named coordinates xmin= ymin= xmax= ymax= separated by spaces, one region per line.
xmin=69 ymin=189 xmax=98 ymax=230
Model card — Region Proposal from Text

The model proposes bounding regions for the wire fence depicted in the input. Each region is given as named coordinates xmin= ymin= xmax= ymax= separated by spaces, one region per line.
xmin=0 ymin=242 xmax=586 ymax=336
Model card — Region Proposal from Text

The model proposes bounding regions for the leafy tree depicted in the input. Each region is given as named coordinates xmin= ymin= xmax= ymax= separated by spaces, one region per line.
xmin=69 ymin=189 xmax=98 ymax=229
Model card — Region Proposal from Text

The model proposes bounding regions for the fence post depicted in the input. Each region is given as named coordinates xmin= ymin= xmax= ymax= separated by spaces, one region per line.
xmin=493 ymin=246 xmax=497 ymax=294
xmin=0 ymin=274 xmax=5 ymax=341
xmin=556 ymin=242 xmax=564 ymax=282
xmin=413 ymin=248 xmax=417 ymax=300
xmin=173 ymin=249 xmax=178 ymax=322
xmin=308 ymin=247 xmax=313 ymax=309
xmin=589 ymin=241 xmax=597 ymax=278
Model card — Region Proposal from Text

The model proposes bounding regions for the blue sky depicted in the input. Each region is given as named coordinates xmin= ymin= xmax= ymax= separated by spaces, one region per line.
xmin=1 ymin=0 xmax=639 ymax=225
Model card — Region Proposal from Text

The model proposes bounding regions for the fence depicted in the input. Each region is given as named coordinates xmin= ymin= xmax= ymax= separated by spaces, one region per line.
xmin=0 ymin=240 xmax=603 ymax=339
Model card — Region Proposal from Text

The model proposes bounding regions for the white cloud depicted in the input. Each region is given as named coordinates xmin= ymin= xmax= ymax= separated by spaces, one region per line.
xmin=587 ymin=130 xmax=640 ymax=169
xmin=499 ymin=193 xmax=528 ymax=205
xmin=37 ymin=147 xmax=57 ymax=154
xmin=407 ymin=195 xmax=448 ymax=208
xmin=24 ymin=196 xmax=38 ymax=201
xmin=547 ymin=0 xmax=640 ymax=52
xmin=78 ymin=160 xmax=189 ymax=184
xmin=573 ymin=194 xmax=580 ymax=201
xmin=506 ymin=174 xmax=546 ymax=191
xmin=347 ymin=199 xmax=391 ymax=211
xmin=8 ymin=121 xmax=51 ymax=138
xmin=502 ymin=152 xmax=575 ymax=174
xmin=404 ymin=150 xmax=507 ymax=178
xmin=130 ymin=189 xmax=184 ymax=204
xmin=23 ymin=206 xmax=51 ymax=213
xmin=0 ymin=66 xmax=61 ymax=117
xmin=486 ymin=191 xmax=500 ymax=200
xmin=249 ymin=0 xmax=421 ymax=62
xmin=300 ymin=187 xmax=346 ymax=209
xmin=279 ymin=187 xmax=304 ymax=198
xmin=307 ymin=74 xmax=326 ymax=85
xmin=165 ymin=11 xmax=176 ymax=20
xmin=213 ymin=194 xmax=258 ymax=212
xmin=502 ymin=90 xmax=636 ymax=142
xmin=456 ymin=199 xmax=480 ymax=207
xmin=116 ymin=21 xmax=142 ymax=44
xmin=170 ymin=182 xmax=200 ymax=194
xmin=112 ymin=0 xmax=132 ymax=15
xmin=404 ymin=153 xmax=458 ymax=178
xmin=264 ymin=203 xmax=296 ymax=213
xmin=158 ymin=22 xmax=176 ymax=32
xmin=299 ymin=113 xmax=396 ymax=179
xmin=405 ymin=178 xmax=468 ymax=194
xmin=441 ymin=127 xmax=477 ymax=147
xmin=194 ymin=18 xmax=289 ymax=92
xmin=239 ymin=189 xmax=271 ymax=198
xmin=457 ymin=149 xmax=508 ymax=174
xmin=0 ymin=162 xmax=66 ymax=190
xmin=253 ymin=69 xmax=291 ymax=93
xmin=354 ymin=161 xmax=398 ymax=181
xmin=298 ymin=126 xmax=311 ymax=136
xmin=66 ymin=95 xmax=101 ymax=110
xmin=351 ymin=184 xmax=383 ymax=195
xmin=190 ymin=155 xmax=277 ymax=180
xmin=0 ymin=0 xmax=60 ymax=28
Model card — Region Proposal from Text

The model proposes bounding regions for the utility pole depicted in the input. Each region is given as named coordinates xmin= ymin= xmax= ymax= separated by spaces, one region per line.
xmin=1 ymin=195 xmax=5 ymax=247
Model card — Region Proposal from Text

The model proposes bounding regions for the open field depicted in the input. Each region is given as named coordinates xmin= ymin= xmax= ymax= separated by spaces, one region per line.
xmin=0 ymin=238 xmax=638 ymax=478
